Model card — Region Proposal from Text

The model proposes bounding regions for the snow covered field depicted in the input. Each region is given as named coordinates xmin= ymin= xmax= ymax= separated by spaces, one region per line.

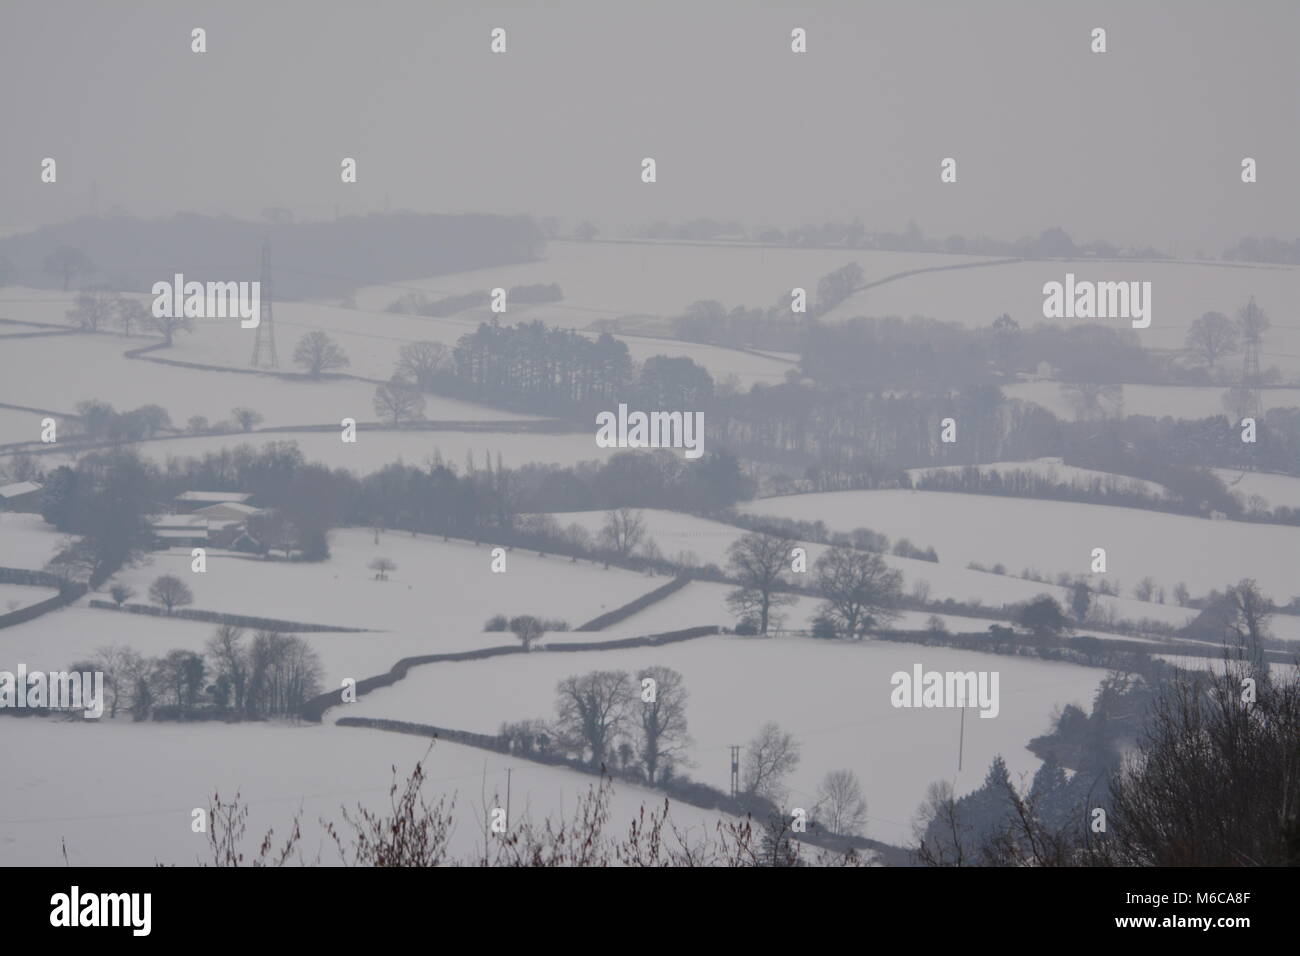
xmin=1213 ymin=469 xmax=1300 ymax=511
xmin=352 ymin=241 xmax=999 ymax=318
xmin=348 ymin=633 xmax=1107 ymax=845
xmin=1002 ymin=381 xmax=1300 ymax=421
xmin=0 ymin=333 xmax=389 ymax=429
xmin=552 ymin=508 xmax=1199 ymax=631
xmin=17 ymin=428 xmax=614 ymax=475
xmin=0 ymin=720 xmax=744 ymax=866
xmin=818 ymin=258 xmax=1300 ymax=377
xmin=0 ymin=512 xmax=64 ymax=570
xmin=0 ymin=582 xmax=58 ymax=612
xmin=0 ymin=406 xmax=49 ymax=447
xmin=742 ymin=490 xmax=1300 ymax=601
xmin=90 ymin=530 xmax=672 ymax=676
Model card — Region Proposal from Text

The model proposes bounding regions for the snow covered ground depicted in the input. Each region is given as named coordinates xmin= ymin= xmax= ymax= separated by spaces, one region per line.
xmin=347 ymin=632 xmax=1107 ymax=846
xmin=552 ymin=508 xmax=1199 ymax=631
xmin=352 ymin=241 xmax=999 ymax=318
xmin=18 ymin=428 xmax=615 ymax=474
xmin=742 ymin=490 xmax=1300 ymax=602
xmin=0 ymin=512 xmax=64 ymax=570
xmin=1213 ymin=469 xmax=1300 ymax=511
xmin=818 ymin=258 xmax=1300 ymax=377
xmin=0 ymin=582 xmax=59 ymax=612
xmin=89 ymin=530 xmax=672 ymax=677
xmin=0 ymin=333 xmax=393 ymax=429
xmin=0 ymin=720 xmax=745 ymax=866
xmin=1003 ymin=381 xmax=1300 ymax=421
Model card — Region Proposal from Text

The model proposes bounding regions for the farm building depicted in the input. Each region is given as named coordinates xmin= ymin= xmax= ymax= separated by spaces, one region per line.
xmin=0 ymin=481 xmax=43 ymax=513
xmin=173 ymin=490 xmax=254 ymax=513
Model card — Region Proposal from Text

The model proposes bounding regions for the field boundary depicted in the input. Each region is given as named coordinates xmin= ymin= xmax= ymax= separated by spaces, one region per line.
xmin=300 ymin=624 xmax=720 ymax=722
xmin=333 ymin=713 xmax=906 ymax=864
xmin=574 ymin=573 xmax=692 ymax=630
xmin=86 ymin=598 xmax=375 ymax=633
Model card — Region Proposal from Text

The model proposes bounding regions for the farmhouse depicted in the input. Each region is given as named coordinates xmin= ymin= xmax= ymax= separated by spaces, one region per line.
xmin=173 ymin=490 xmax=254 ymax=513
xmin=154 ymin=492 xmax=262 ymax=548
xmin=0 ymin=481 xmax=43 ymax=513
xmin=193 ymin=501 xmax=263 ymax=524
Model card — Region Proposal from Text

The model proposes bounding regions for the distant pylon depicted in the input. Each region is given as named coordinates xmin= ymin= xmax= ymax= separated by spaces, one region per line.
xmin=250 ymin=240 xmax=278 ymax=368
xmin=730 ymin=745 xmax=741 ymax=799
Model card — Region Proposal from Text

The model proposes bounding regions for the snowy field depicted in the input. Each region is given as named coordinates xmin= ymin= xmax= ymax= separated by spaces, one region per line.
xmin=0 ymin=406 xmax=50 ymax=447
xmin=0 ymin=333 xmax=396 ymax=429
xmin=742 ymin=490 xmax=1300 ymax=602
xmin=91 ymin=529 xmax=672 ymax=672
xmin=0 ymin=582 xmax=59 ymax=612
xmin=348 ymin=633 xmax=1107 ymax=846
xmin=552 ymin=508 xmax=1199 ymax=631
xmin=1213 ymin=469 xmax=1300 ymax=511
xmin=0 ymin=512 xmax=64 ymax=569
xmin=0 ymin=720 xmax=745 ymax=867
xmin=352 ymin=241 xmax=1000 ymax=318
xmin=165 ymin=295 xmax=795 ymax=391
xmin=1002 ymin=381 xmax=1300 ymax=421
xmin=1153 ymin=654 xmax=1299 ymax=682
xmin=15 ymin=428 xmax=615 ymax=475
xmin=818 ymin=258 xmax=1300 ymax=377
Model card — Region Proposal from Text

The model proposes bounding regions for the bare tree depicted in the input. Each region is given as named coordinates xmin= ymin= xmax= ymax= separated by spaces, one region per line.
xmin=814 ymin=769 xmax=869 ymax=837
xmin=1100 ymin=661 xmax=1299 ymax=866
xmin=148 ymin=574 xmax=194 ymax=613
xmin=1184 ymin=310 xmax=1239 ymax=369
xmin=231 ymin=407 xmax=264 ymax=432
xmin=373 ymin=380 xmax=427 ymax=425
xmin=509 ymin=614 xmax=544 ymax=651
xmin=66 ymin=289 xmax=116 ymax=332
xmin=108 ymin=584 xmax=135 ymax=607
xmin=598 ymin=508 xmax=646 ymax=558
xmin=44 ymin=244 xmax=92 ymax=290
xmin=742 ymin=722 xmax=801 ymax=802
xmin=1225 ymin=578 xmax=1273 ymax=683
xmin=813 ymin=546 xmax=903 ymax=639
xmin=293 ymin=330 xmax=350 ymax=377
xmin=369 ymin=557 xmax=396 ymax=581
xmin=90 ymin=644 xmax=131 ymax=718
xmin=912 ymin=780 xmax=966 ymax=866
xmin=114 ymin=297 xmax=149 ymax=337
xmin=206 ymin=624 xmax=249 ymax=714
xmin=394 ymin=340 xmax=450 ymax=390
xmin=725 ymin=532 xmax=796 ymax=635
xmin=555 ymin=670 xmax=634 ymax=768
xmin=146 ymin=310 xmax=195 ymax=346
xmin=634 ymin=666 xmax=692 ymax=784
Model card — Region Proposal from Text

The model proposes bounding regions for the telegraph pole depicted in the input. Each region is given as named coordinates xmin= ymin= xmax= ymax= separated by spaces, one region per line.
xmin=958 ymin=707 xmax=966 ymax=772
xmin=730 ymin=746 xmax=740 ymax=799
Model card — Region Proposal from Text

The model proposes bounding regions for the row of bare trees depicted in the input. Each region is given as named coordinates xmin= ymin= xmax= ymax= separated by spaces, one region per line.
xmin=725 ymin=531 xmax=904 ymax=638
xmin=75 ymin=625 xmax=323 ymax=720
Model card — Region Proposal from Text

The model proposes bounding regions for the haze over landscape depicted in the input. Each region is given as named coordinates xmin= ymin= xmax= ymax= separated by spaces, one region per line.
xmin=0 ymin=0 xmax=1296 ymax=876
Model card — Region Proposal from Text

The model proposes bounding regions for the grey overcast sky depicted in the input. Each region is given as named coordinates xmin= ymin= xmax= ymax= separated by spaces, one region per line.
xmin=1 ymin=0 xmax=1295 ymax=249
